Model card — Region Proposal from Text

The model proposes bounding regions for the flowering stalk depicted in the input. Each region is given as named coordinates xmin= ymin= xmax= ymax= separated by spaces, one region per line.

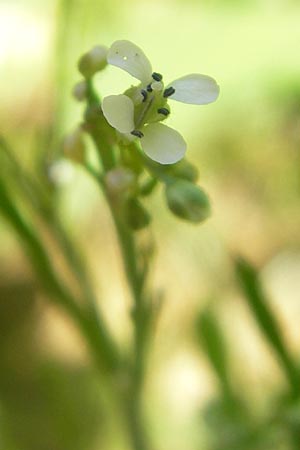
xmin=64 ymin=39 xmax=219 ymax=449
xmin=0 ymin=137 xmax=134 ymax=446
xmin=82 ymin=77 xmax=151 ymax=450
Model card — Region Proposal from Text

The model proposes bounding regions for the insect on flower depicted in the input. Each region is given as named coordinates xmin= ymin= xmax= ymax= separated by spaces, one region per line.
xmin=102 ymin=40 xmax=219 ymax=165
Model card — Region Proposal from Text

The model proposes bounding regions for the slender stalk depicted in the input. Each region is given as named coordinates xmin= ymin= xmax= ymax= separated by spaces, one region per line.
xmin=102 ymin=186 xmax=151 ymax=450
xmin=0 ymin=174 xmax=145 ymax=445
xmin=1 ymin=135 xmax=108 ymax=336
xmin=84 ymin=81 xmax=151 ymax=450
xmin=236 ymin=257 xmax=300 ymax=397
xmin=110 ymin=208 xmax=150 ymax=450
xmin=0 ymin=177 xmax=120 ymax=375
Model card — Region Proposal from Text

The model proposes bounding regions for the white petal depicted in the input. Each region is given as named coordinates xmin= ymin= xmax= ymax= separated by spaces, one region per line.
xmin=102 ymin=95 xmax=135 ymax=133
xmin=167 ymin=74 xmax=220 ymax=105
xmin=107 ymin=40 xmax=152 ymax=83
xmin=142 ymin=123 xmax=186 ymax=165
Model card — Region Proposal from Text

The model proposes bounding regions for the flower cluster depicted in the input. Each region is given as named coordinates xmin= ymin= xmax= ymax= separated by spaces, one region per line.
xmin=101 ymin=40 xmax=219 ymax=164
xmin=69 ymin=40 xmax=219 ymax=226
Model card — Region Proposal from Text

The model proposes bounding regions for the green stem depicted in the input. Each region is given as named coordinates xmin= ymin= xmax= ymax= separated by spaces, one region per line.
xmin=84 ymin=84 xmax=151 ymax=450
xmin=107 ymin=194 xmax=151 ymax=450
xmin=0 ymin=159 xmax=143 ymax=448
xmin=110 ymin=208 xmax=150 ymax=450
xmin=0 ymin=177 xmax=120 ymax=375
xmin=1 ymin=135 xmax=110 ymax=345
xmin=236 ymin=257 xmax=300 ymax=397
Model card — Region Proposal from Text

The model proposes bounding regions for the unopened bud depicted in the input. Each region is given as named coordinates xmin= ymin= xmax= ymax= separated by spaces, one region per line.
xmin=72 ymin=80 xmax=87 ymax=101
xmin=165 ymin=180 xmax=211 ymax=223
xmin=168 ymin=159 xmax=199 ymax=182
xmin=125 ymin=198 xmax=151 ymax=230
xmin=63 ymin=128 xmax=85 ymax=163
xmin=105 ymin=167 xmax=135 ymax=196
xmin=78 ymin=45 xmax=108 ymax=78
xmin=140 ymin=177 xmax=157 ymax=196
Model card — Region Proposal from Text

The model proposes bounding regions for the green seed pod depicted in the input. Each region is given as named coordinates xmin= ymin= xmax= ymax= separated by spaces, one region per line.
xmin=165 ymin=180 xmax=211 ymax=223
xmin=125 ymin=198 xmax=151 ymax=230
xmin=78 ymin=45 xmax=108 ymax=78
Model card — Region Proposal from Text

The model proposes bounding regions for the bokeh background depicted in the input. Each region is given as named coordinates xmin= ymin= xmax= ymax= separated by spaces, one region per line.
xmin=1 ymin=0 xmax=300 ymax=449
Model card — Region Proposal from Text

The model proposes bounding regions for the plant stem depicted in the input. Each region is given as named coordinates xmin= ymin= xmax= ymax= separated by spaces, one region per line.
xmin=104 ymin=193 xmax=151 ymax=450
xmin=84 ymin=84 xmax=151 ymax=449
xmin=235 ymin=257 xmax=300 ymax=398
xmin=0 ymin=177 xmax=120 ymax=375
xmin=111 ymin=209 xmax=150 ymax=450
xmin=1 ymin=135 xmax=110 ymax=348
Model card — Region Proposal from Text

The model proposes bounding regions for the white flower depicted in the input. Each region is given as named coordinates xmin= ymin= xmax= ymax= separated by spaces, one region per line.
xmin=102 ymin=40 xmax=219 ymax=165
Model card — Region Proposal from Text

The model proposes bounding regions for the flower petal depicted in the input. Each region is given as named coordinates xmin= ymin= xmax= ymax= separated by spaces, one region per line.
xmin=142 ymin=123 xmax=186 ymax=165
xmin=107 ymin=40 xmax=152 ymax=83
xmin=102 ymin=94 xmax=135 ymax=133
xmin=166 ymin=74 xmax=219 ymax=105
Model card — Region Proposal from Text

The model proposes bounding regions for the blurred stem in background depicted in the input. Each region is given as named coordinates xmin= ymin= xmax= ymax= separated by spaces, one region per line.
xmin=48 ymin=0 xmax=77 ymax=162
xmin=235 ymin=258 xmax=300 ymax=398
xmin=196 ymin=306 xmax=285 ymax=450
xmin=195 ymin=307 xmax=256 ymax=450
xmin=0 ymin=130 xmax=153 ymax=449
xmin=196 ymin=308 xmax=234 ymax=403
xmin=1 ymin=0 xmax=153 ymax=444
xmin=235 ymin=258 xmax=300 ymax=449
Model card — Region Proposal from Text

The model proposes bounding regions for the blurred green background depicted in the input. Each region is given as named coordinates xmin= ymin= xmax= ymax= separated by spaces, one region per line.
xmin=1 ymin=0 xmax=300 ymax=449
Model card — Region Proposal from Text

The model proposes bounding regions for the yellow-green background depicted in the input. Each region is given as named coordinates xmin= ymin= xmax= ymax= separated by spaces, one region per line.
xmin=1 ymin=0 xmax=300 ymax=449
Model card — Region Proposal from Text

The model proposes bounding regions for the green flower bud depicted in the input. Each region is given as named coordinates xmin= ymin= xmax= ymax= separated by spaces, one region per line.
xmin=140 ymin=177 xmax=157 ymax=196
xmin=168 ymin=159 xmax=199 ymax=182
xmin=165 ymin=180 xmax=211 ymax=223
xmin=72 ymin=80 xmax=87 ymax=101
xmin=78 ymin=45 xmax=108 ymax=78
xmin=63 ymin=128 xmax=85 ymax=163
xmin=125 ymin=198 xmax=151 ymax=230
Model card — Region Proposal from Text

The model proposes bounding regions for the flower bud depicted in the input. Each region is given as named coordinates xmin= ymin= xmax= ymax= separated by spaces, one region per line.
xmin=125 ymin=198 xmax=151 ymax=230
xmin=105 ymin=167 xmax=135 ymax=196
xmin=168 ymin=159 xmax=199 ymax=182
xmin=63 ymin=128 xmax=85 ymax=163
xmin=78 ymin=45 xmax=108 ymax=78
xmin=72 ymin=80 xmax=87 ymax=101
xmin=165 ymin=180 xmax=211 ymax=223
xmin=140 ymin=177 xmax=157 ymax=196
